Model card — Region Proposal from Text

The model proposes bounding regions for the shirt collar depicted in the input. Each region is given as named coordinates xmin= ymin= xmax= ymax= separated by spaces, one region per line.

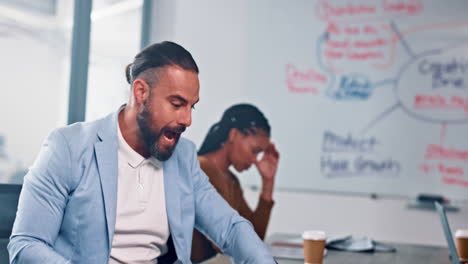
xmin=117 ymin=108 xmax=162 ymax=169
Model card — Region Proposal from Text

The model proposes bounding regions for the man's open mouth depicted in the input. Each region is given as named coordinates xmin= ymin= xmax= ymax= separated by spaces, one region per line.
xmin=163 ymin=130 xmax=179 ymax=142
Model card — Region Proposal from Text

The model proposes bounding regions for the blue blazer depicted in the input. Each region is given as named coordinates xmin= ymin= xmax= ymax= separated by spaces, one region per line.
xmin=8 ymin=111 xmax=274 ymax=263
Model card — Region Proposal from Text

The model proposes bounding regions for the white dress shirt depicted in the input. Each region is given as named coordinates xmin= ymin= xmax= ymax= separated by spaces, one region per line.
xmin=109 ymin=123 xmax=169 ymax=263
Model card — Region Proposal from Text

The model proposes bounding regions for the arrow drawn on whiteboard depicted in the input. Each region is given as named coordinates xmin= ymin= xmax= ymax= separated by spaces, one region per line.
xmin=361 ymin=102 xmax=402 ymax=135
xmin=390 ymin=21 xmax=416 ymax=59
xmin=440 ymin=122 xmax=447 ymax=145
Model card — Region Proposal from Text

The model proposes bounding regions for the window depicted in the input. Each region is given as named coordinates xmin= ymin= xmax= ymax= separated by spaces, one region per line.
xmin=85 ymin=0 xmax=142 ymax=120
xmin=0 ymin=1 xmax=73 ymax=183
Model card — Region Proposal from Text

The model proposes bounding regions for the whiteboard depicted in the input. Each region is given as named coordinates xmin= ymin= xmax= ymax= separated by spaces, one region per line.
xmin=163 ymin=0 xmax=468 ymax=200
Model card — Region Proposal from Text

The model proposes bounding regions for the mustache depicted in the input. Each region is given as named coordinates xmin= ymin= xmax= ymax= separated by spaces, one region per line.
xmin=163 ymin=125 xmax=186 ymax=134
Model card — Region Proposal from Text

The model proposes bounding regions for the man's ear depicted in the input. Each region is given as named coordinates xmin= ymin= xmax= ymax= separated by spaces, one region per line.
xmin=132 ymin=78 xmax=151 ymax=105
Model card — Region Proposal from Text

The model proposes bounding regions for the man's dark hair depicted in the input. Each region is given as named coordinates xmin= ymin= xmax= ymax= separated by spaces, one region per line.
xmin=198 ymin=104 xmax=271 ymax=155
xmin=125 ymin=41 xmax=199 ymax=87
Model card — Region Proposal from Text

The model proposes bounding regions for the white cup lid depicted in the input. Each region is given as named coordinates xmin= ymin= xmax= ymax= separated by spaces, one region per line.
xmin=455 ymin=229 xmax=468 ymax=238
xmin=302 ymin=230 xmax=326 ymax=240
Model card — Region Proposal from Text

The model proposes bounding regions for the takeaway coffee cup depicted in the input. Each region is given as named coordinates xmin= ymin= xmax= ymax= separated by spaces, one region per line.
xmin=302 ymin=230 xmax=326 ymax=264
xmin=455 ymin=229 xmax=468 ymax=261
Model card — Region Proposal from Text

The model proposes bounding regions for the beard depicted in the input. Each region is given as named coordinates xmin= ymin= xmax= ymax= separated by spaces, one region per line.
xmin=136 ymin=104 xmax=185 ymax=161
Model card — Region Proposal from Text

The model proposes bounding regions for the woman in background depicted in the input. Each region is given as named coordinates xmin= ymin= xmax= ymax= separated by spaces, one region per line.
xmin=191 ymin=104 xmax=280 ymax=263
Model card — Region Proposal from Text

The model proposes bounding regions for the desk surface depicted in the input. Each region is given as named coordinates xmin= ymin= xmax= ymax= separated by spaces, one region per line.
xmin=267 ymin=233 xmax=452 ymax=264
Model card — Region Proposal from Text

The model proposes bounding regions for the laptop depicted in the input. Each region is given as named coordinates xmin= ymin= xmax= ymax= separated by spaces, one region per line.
xmin=435 ymin=201 xmax=462 ymax=264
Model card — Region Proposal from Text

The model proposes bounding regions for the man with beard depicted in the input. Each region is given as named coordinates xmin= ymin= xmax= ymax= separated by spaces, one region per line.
xmin=8 ymin=41 xmax=276 ymax=264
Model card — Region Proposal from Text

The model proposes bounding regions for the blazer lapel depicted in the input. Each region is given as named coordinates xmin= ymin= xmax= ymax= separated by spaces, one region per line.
xmin=163 ymin=156 xmax=184 ymax=259
xmin=95 ymin=112 xmax=119 ymax=251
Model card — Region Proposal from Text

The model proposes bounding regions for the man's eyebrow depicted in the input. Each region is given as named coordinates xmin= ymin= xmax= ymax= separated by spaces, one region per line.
xmin=168 ymin=95 xmax=188 ymax=104
xmin=167 ymin=95 xmax=199 ymax=106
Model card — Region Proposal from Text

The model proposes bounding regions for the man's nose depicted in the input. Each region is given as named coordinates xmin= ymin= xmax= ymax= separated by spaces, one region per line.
xmin=178 ymin=108 xmax=192 ymax=127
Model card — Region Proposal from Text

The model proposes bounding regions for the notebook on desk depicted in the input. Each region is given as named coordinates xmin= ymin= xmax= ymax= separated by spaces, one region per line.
xmin=435 ymin=201 xmax=463 ymax=264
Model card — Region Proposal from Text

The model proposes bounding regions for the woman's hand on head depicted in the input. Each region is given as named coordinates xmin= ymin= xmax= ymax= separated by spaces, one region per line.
xmin=255 ymin=143 xmax=279 ymax=200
